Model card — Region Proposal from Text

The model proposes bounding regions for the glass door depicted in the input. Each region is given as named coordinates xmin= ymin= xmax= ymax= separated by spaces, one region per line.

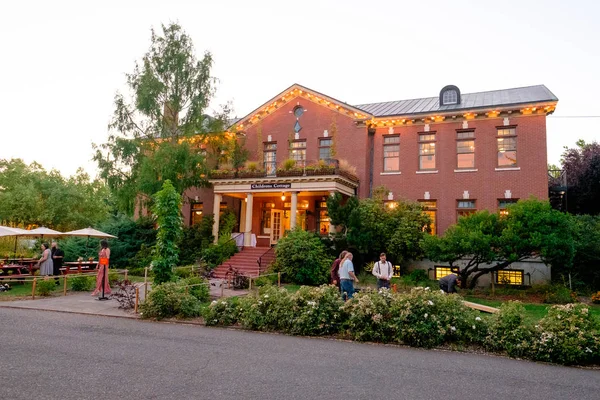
xmin=270 ymin=209 xmax=284 ymax=245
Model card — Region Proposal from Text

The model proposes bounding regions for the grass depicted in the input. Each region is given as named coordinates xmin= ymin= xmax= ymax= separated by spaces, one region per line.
xmin=0 ymin=278 xmax=64 ymax=299
xmin=464 ymin=296 xmax=600 ymax=324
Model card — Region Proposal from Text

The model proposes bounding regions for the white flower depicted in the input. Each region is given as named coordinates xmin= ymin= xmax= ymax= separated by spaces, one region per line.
xmin=475 ymin=317 xmax=481 ymax=321
xmin=585 ymin=347 xmax=592 ymax=353
xmin=424 ymin=313 xmax=428 ymax=318
xmin=424 ymin=287 xmax=430 ymax=291
xmin=440 ymin=290 xmax=445 ymax=294
xmin=307 ymin=301 xmax=316 ymax=307
xmin=258 ymin=301 xmax=263 ymax=305
xmin=450 ymin=326 xmax=456 ymax=332
xmin=211 ymin=300 xmax=217 ymax=305
xmin=264 ymin=294 xmax=269 ymax=298
xmin=472 ymin=325 xmax=476 ymax=330
xmin=428 ymin=300 xmax=434 ymax=306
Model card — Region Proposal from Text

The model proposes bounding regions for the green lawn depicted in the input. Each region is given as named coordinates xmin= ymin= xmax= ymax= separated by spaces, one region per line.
xmin=0 ymin=278 xmax=65 ymax=299
xmin=464 ymin=296 xmax=600 ymax=324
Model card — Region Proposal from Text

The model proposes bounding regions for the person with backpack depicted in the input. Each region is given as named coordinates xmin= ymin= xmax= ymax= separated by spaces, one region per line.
xmin=330 ymin=250 xmax=348 ymax=289
xmin=372 ymin=252 xmax=393 ymax=289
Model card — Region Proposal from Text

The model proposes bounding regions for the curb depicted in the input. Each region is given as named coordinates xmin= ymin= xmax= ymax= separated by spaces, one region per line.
xmin=0 ymin=304 xmax=139 ymax=320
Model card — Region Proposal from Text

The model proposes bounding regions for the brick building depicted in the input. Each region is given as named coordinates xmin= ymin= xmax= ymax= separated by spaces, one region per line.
xmin=185 ymin=83 xmax=557 ymax=253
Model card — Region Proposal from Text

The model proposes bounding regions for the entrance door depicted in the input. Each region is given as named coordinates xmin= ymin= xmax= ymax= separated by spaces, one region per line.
xmin=270 ymin=209 xmax=284 ymax=245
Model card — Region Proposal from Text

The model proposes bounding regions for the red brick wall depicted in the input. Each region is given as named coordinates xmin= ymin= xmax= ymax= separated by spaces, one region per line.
xmin=243 ymin=95 xmax=370 ymax=197
xmin=372 ymin=114 xmax=548 ymax=233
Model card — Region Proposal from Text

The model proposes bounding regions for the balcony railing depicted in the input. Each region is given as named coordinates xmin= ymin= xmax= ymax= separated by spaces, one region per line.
xmin=210 ymin=159 xmax=358 ymax=182
xmin=548 ymin=169 xmax=567 ymax=191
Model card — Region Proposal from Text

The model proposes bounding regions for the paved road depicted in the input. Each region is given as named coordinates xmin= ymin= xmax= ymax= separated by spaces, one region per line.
xmin=1 ymin=308 xmax=598 ymax=400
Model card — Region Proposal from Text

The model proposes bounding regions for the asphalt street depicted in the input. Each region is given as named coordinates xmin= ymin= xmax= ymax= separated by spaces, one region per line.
xmin=0 ymin=308 xmax=598 ymax=400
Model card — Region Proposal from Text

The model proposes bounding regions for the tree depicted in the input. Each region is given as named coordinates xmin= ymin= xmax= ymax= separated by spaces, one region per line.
xmin=152 ymin=180 xmax=183 ymax=284
xmin=0 ymin=159 xmax=109 ymax=231
xmin=568 ymin=215 xmax=600 ymax=290
xmin=94 ymin=23 xmax=232 ymax=214
xmin=560 ymin=140 xmax=600 ymax=215
xmin=425 ymin=199 xmax=575 ymax=288
xmin=327 ymin=188 xmax=429 ymax=267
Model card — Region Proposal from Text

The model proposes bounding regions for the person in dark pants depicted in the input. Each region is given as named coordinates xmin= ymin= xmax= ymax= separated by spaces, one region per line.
xmin=51 ymin=241 xmax=64 ymax=285
xmin=439 ymin=272 xmax=461 ymax=294
xmin=339 ymin=252 xmax=359 ymax=301
xmin=330 ymin=250 xmax=348 ymax=290
xmin=372 ymin=252 xmax=393 ymax=289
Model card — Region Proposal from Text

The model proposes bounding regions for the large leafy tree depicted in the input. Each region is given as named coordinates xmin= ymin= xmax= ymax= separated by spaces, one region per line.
xmin=0 ymin=159 xmax=109 ymax=231
xmin=327 ymin=188 xmax=430 ymax=267
xmin=425 ymin=199 xmax=575 ymax=288
xmin=94 ymin=23 xmax=232 ymax=214
xmin=560 ymin=140 xmax=600 ymax=215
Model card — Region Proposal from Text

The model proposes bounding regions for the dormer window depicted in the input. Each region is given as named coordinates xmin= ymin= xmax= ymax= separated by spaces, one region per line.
xmin=440 ymin=85 xmax=461 ymax=106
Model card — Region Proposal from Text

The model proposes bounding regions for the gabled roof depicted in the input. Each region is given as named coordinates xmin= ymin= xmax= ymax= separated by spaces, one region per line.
xmin=354 ymin=85 xmax=558 ymax=117
xmin=233 ymin=84 xmax=371 ymax=130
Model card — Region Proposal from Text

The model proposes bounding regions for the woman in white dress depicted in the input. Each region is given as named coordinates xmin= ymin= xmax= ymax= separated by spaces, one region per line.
xmin=37 ymin=243 xmax=54 ymax=276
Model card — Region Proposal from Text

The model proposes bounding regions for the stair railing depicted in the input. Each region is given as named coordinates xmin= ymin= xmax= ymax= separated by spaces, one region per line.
xmin=225 ymin=232 xmax=244 ymax=251
xmin=256 ymin=246 xmax=275 ymax=275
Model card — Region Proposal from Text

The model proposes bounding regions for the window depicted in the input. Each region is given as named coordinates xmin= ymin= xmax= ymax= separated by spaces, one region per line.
xmin=456 ymin=130 xmax=475 ymax=169
xmin=219 ymin=202 xmax=228 ymax=217
xmin=435 ymin=266 xmax=458 ymax=280
xmin=497 ymin=128 xmax=517 ymax=167
xmin=419 ymin=200 xmax=437 ymax=235
xmin=190 ymin=202 xmax=203 ymax=225
xmin=260 ymin=202 xmax=275 ymax=235
xmin=457 ymin=200 xmax=476 ymax=221
xmin=419 ymin=133 xmax=436 ymax=170
xmin=293 ymin=106 xmax=304 ymax=118
xmin=289 ymin=140 xmax=306 ymax=167
xmin=383 ymin=135 xmax=400 ymax=172
xmin=316 ymin=200 xmax=330 ymax=235
xmin=319 ymin=138 xmax=333 ymax=161
xmin=264 ymin=142 xmax=277 ymax=176
xmin=496 ymin=270 xmax=524 ymax=285
xmin=498 ymin=199 xmax=518 ymax=217
xmin=442 ymin=90 xmax=458 ymax=105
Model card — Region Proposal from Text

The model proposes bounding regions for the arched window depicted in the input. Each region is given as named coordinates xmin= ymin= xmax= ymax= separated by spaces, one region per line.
xmin=439 ymin=85 xmax=461 ymax=106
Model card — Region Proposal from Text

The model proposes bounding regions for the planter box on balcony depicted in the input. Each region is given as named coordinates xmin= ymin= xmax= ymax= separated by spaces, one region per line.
xmin=238 ymin=171 xmax=266 ymax=178
xmin=276 ymin=170 xmax=304 ymax=177
xmin=305 ymin=168 xmax=335 ymax=176
xmin=210 ymin=170 xmax=236 ymax=179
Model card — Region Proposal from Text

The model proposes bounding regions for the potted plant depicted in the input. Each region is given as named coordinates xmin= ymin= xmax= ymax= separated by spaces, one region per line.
xmin=210 ymin=169 xmax=236 ymax=179
xmin=238 ymin=161 xmax=266 ymax=178
xmin=276 ymin=159 xmax=303 ymax=177
xmin=337 ymin=159 xmax=359 ymax=182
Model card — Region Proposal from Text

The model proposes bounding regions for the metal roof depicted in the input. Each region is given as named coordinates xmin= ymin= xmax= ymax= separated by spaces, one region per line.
xmin=354 ymin=85 xmax=558 ymax=117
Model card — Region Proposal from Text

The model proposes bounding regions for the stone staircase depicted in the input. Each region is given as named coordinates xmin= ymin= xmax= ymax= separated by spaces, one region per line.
xmin=213 ymin=247 xmax=276 ymax=278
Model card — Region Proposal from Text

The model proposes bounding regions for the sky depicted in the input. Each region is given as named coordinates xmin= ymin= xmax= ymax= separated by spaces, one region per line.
xmin=0 ymin=0 xmax=599 ymax=178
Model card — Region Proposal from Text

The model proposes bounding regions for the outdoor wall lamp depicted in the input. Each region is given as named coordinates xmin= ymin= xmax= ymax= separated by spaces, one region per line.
xmin=281 ymin=193 xmax=286 ymax=201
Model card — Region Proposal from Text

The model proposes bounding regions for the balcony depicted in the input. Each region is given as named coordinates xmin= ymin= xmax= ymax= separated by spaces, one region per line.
xmin=209 ymin=159 xmax=359 ymax=183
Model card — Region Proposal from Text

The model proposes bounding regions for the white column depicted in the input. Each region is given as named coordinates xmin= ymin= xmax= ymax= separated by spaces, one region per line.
xmin=329 ymin=191 xmax=336 ymax=234
xmin=212 ymin=193 xmax=222 ymax=244
xmin=290 ymin=191 xmax=298 ymax=229
xmin=244 ymin=193 xmax=254 ymax=246
xmin=239 ymin=199 xmax=247 ymax=233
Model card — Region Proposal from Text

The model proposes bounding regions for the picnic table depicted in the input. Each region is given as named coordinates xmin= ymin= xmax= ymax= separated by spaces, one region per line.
xmin=62 ymin=261 xmax=98 ymax=275
xmin=0 ymin=264 xmax=31 ymax=279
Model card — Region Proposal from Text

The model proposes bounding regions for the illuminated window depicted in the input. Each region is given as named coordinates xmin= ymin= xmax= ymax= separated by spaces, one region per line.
xmin=497 ymin=128 xmax=517 ymax=167
xmin=289 ymin=140 xmax=306 ymax=167
xmin=316 ymin=200 xmax=330 ymax=235
xmin=419 ymin=200 xmax=437 ymax=235
xmin=457 ymin=200 xmax=476 ymax=221
xmin=498 ymin=199 xmax=518 ymax=217
xmin=435 ymin=266 xmax=458 ymax=280
xmin=260 ymin=202 xmax=275 ymax=235
xmin=190 ymin=202 xmax=203 ymax=225
xmin=319 ymin=138 xmax=332 ymax=161
xmin=264 ymin=142 xmax=277 ymax=176
xmin=383 ymin=135 xmax=400 ymax=172
xmin=456 ymin=130 xmax=475 ymax=169
xmin=219 ymin=202 xmax=228 ymax=217
xmin=496 ymin=270 xmax=524 ymax=285
xmin=419 ymin=133 xmax=436 ymax=170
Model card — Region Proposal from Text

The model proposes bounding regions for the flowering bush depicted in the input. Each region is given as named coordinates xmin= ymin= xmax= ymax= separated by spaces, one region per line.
xmin=391 ymin=288 xmax=484 ymax=348
xmin=529 ymin=304 xmax=600 ymax=365
xmin=485 ymin=301 xmax=533 ymax=358
xmin=342 ymin=288 xmax=395 ymax=342
xmin=289 ymin=285 xmax=346 ymax=336
xmin=239 ymin=285 xmax=294 ymax=331
xmin=203 ymin=297 xmax=243 ymax=327
xmin=140 ymin=282 xmax=202 ymax=320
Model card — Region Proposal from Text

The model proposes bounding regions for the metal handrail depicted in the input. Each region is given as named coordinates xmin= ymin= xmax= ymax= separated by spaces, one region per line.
xmin=224 ymin=232 xmax=244 ymax=251
xmin=256 ymin=246 xmax=275 ymax=274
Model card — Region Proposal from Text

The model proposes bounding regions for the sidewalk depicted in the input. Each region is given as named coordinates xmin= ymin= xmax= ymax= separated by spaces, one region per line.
xmin=0 ymin=279 xmax=248 ymax=318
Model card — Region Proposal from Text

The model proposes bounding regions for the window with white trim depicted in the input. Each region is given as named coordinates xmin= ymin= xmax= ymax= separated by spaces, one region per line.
xmin=497 ymin=128 xmax=517 ymax=167
xmin=383 ymin=135 xmax=400 ymax=172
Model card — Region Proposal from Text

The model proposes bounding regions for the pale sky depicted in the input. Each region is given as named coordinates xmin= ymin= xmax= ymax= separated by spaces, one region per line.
xmin=1 ymin=0 xmax=598 ymax=177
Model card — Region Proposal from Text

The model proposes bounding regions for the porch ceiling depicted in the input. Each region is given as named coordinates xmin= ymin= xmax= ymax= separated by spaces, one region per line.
xmin=210 ymin=176 xmax=358 ymax=197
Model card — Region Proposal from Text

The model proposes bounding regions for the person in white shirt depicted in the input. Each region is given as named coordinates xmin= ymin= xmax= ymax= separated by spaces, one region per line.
xmin=338 ymin=252 xmax=359 ymax=300
xmin=372 ymin=252 xmax=393 ymax=289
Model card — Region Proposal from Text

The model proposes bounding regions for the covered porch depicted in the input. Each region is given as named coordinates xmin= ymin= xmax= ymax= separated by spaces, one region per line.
xmin=210 ymin=175 xmax=358 ymax=247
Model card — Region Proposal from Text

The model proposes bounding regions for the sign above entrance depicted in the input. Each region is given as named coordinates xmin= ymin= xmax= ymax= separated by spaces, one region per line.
xmin=250 ymin=183 xmax=291 ymax=190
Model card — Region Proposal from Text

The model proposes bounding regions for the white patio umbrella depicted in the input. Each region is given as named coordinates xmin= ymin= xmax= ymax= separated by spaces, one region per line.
xmin=0 ymin=226 xmax=30 ymax=257
xmin=28 ymin=227 xmax=65 ymax=240
xmin=63 ymin=227 xmax=117 ymax=258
